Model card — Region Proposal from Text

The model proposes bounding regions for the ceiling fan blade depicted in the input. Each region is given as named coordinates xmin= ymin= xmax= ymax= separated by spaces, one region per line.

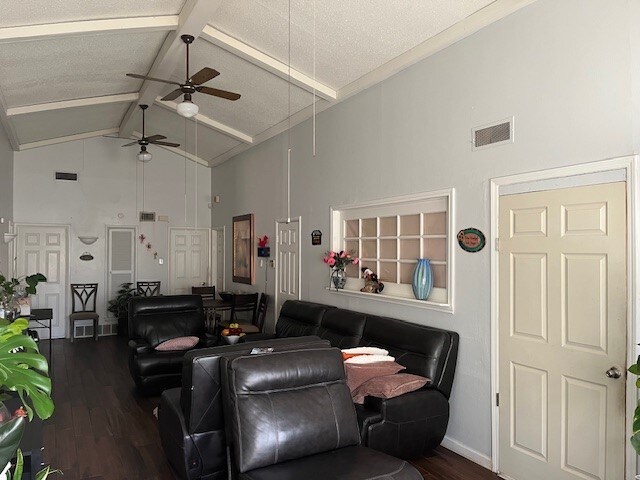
xmin=161 ymin=89 xmax=185 ymax=101
xmin=121 ymin=141 xmax=139 ymax=147
xmin=150 ymin=140 xmax=181 ymax=148
xmin=145 ymin=134 xmax=167 ymax=142
xmin=191 ymin=67 xmax=220 ymax=85
xmin=197 ymin=86 xmax=241 ymax=101
xmin=126 ymin=73 xmax=181 ymax=86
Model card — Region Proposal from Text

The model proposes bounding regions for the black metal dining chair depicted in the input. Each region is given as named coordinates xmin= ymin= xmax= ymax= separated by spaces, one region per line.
xmin=221 ymin=292 xmax=260 ymax=333
xmin=69 ymin=283 xmax=99 ymax=342
xmin=137 ymin=281 xmax=161 ymax=297
xmin=191 ymin=285 xmax=215 ymax=300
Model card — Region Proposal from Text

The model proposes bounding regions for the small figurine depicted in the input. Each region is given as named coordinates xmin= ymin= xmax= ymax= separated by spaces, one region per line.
xmin=360 ymin=267 xmax=384 ymax=294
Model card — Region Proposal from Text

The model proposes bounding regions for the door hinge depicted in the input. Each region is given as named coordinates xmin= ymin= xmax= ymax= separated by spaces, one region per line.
xmin=496 ymin=393 xmax=500 ymax=407
xmin=495 ymin=238 xmax=500 ymax=251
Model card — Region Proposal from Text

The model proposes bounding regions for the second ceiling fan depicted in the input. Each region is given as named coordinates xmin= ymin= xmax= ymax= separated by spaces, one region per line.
xmin=127 ymin=34 xmax=241 ymax=118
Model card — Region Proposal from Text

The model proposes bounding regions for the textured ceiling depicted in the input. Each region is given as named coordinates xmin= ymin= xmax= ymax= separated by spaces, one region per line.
xmin=0 ymin=0 xmax=515 ymax=163
xmin=0 ymin=0 xmax=186 ymax=28
xmin=163 ymin=39 xmax=317 ymax=136
xmin=0 ymin=31 xmax=167 ymax=107
xmin=12 ymin=102 xmax=129 ymax=144
xmin=210 ymin=0 xmax=496 ymax=89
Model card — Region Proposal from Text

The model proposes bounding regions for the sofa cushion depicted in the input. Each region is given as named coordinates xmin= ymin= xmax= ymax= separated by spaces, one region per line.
xmin=237 ymin=446 xmax=422 ymax=480
xmin=352 ymin=373 xmax=430 ymax=404
xmin=155 ymin=336 xmax=200 ymax=351
xmin=317 ymin=308 xmax=366 ymax=348
xmin=360 ymin=314 xmax=458 ymax=398
xmin=344 ymin=361 xmax=405 ymax=392
xmin=135 ymin=350 xmax=185 ymax=377
xmin=275 ymin=300 xmax=335 ymax=338
xmin=223 ymin=348 xmax=360 ymax=473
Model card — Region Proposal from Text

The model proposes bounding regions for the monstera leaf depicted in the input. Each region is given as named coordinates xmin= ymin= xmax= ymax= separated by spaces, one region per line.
xmin=24 ymin=274 xmax=46 ymax=296
xmin=0 ymin=416 xmax=25 ymax=471
xmin=0 ymin=319 xmax=53 ymax=421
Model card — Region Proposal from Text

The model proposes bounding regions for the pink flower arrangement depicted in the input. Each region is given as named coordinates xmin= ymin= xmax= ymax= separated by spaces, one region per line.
xmin=323 ymin=250 xmax=359 ymax=270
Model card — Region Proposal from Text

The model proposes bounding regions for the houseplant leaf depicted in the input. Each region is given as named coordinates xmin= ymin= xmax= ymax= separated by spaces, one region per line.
xmin=0 ymin=416 xmax=25 ymax=471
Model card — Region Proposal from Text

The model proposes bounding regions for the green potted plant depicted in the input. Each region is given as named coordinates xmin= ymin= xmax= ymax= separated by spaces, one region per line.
xmin=629 ymin=353 xmax=640 ymax=455
xmin=0 ymin=317 xmax=58 ymax=479
xmin=0 ymin=274 xmax=47 ymax=321
xmin=107 ymin=282 xmax=137 ymax=337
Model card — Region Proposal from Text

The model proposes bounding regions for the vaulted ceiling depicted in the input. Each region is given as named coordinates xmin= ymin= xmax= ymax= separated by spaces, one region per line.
xmin=0 ymin=0 xmax=535 ymax=166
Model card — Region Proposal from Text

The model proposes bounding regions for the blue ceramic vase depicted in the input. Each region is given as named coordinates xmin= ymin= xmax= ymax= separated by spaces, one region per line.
xmin=412 ymin=258 xmax=433 ymax=300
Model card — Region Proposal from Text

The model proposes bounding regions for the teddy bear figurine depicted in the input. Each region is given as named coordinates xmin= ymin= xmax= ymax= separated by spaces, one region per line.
xmin=360 ymin=267 xmax=384 ymax=294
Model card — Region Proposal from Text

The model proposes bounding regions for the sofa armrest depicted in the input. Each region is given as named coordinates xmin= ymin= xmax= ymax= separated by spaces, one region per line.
xmin=239 ymin=333 xmax=277 ymax=343
xmin=363 ymin=387 xmax=448 ymax=423
xmin=128 ymin=338 xmax=152 ymax=354
xmin=200 ymin=333 xmax=220 ymax=348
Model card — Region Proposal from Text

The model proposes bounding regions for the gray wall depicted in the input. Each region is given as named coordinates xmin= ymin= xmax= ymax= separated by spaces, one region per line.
xmin=211 ymin=0 xmax=640 ymax=459
xmin=0 ymin=128 xmax=13 ymax=274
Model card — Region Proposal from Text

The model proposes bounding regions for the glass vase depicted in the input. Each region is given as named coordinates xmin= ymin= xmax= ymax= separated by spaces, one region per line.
xmin=331 ymin=269 xmax=347 ymax=291
xmin=412 ymin=258 xmax=433 ymax=300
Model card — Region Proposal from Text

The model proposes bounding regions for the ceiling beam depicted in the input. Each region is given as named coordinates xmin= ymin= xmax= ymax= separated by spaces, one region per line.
xmin=0 ymin=16 xmax=178 ymax=44
xmin=201 ymin=25 xmax=337 ymax=101
xmin=6 ymin=93 xmax=139 ymax=117
xmin=133 ymin=130 xmax=209 ymax=166
xmin=18 ymin=128 xmax=119 ymax=151
xmin=154 ymin=98 xmax=253 ymax=144
xmin=119 ymin=0 xmax=225 ymax=138
xmin=0 ymin=89 xmax=19 ymax=150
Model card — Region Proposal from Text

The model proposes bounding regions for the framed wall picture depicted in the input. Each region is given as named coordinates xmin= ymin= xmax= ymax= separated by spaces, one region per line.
xmin=233 ymin=214 xmax=254 ymax=284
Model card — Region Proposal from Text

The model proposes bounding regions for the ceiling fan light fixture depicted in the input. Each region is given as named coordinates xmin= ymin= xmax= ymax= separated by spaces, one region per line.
xmin=137 ymin=147 xmax=152 ymax=163
xmin=177 ymin=99 xmax=199 ymax=118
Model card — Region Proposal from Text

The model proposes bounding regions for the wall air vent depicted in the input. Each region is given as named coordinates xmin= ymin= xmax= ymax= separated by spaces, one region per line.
xmin=472 ymin=117 xmax=514 ymax=150
xmin=55 ymin=172 xmax=78 ymax=181
xmin=139 ymin=212 xmax=156 ymax=222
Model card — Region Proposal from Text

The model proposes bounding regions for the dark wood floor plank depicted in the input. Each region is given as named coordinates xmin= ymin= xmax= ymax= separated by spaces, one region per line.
xmin=44 ymin=337 xmax=498 ymax=480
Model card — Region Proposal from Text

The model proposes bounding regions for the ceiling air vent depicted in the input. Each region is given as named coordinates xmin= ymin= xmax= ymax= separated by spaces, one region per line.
xmin=472 ymin=117 xmax=514 ymax=150
xmin=55 ymin=172 xmax=78 ymax=181
xmin=139 ymin=211 xmax=156 ymax=222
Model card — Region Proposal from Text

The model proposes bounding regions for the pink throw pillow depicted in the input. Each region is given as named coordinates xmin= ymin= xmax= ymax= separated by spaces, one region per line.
xmin=155 ymin=336 xmax=199 ymax=352
xmin=344 ymin=361 xmax=405 ymax=393
xmin=352 ymin=373 xmax=430 ymax=404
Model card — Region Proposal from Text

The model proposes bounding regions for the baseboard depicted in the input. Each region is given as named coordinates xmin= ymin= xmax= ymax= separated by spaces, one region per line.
xmin=441 ymin=436 xmax=493 ymax=470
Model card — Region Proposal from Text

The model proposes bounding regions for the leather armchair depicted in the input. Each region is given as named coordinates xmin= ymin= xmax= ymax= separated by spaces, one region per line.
xmin=128 ymin=295 xmax=214 ymax=396
xmin=221 ymin=347 xmax=422 ymax=480
xmin=158 ymin=336 xmax=331 ymax=480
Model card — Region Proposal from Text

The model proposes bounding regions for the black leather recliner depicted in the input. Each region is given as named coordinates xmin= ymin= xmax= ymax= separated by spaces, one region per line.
xmin=221 ymin=347 xmax=422 ymax=480
xmin=128 ymin=295 xmax=215 ymax=396
xmin=158 ymin=336 xmax=331 ymax=480
xmin=244 ymin=299 xmax=459 ymax=459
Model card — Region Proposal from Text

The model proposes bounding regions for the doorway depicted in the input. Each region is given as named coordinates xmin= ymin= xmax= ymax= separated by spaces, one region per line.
xmin=491 ymin=157 xmax=637 ymax=480
xmin=275 ymin=218 xmax=301 ymax=319
xmin=169 ymin=228 xmax=211 ymax=294
xmin=14 ymin=224 xmax=69 ymax=339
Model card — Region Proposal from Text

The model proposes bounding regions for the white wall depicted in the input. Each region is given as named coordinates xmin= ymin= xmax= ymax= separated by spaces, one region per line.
xmin=211 ymin=0 xmax=640 ymax=461
xmin=0 ymin=128 xmax=12 ymax=274
xmin=13 ymin=136 xmax=211 ymax=323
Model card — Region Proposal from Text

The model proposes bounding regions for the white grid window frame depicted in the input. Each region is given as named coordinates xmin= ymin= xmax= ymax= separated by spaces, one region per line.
xmin=330 ymin=189 xmax=455 ymax=313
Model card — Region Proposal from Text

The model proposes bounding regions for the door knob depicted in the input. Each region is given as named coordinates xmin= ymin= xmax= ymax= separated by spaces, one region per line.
xmin=605 ymin=367 xmax=622 ymax=379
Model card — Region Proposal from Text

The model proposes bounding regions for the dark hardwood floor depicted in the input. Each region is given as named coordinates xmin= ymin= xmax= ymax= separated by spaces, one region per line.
xmin=41 ymin=336 xmax=499 ymax=480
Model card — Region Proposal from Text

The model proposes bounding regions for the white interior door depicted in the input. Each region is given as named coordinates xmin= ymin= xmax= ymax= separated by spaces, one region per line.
xmin=107 ymin=227 xmax=135 ymax=317
xmin=169 ymin=228 xmax=210 ymax=294
xmin=498 ymin=182 xmax=627 ymax=480
xmin=275 ymin=219 xmax=301 ymax=319
xmin=15 ymin=225 xmax=68 ymax=339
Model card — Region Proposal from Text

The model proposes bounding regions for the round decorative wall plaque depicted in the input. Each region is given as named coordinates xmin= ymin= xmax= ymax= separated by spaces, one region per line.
xmin=457 ymin=228 xmax=486 ymax=253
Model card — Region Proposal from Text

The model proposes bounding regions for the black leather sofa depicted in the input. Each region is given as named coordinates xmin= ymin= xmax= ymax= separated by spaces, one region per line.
xmin=246 ymin=300 xmax=459 ymax=459
xmin=128 ymin=295 xmax=215 ymax=396
xmin=158 ymin=336 xmax=331 ymax=480
xmin=221 ymin=347 xmax=422 ymax=480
